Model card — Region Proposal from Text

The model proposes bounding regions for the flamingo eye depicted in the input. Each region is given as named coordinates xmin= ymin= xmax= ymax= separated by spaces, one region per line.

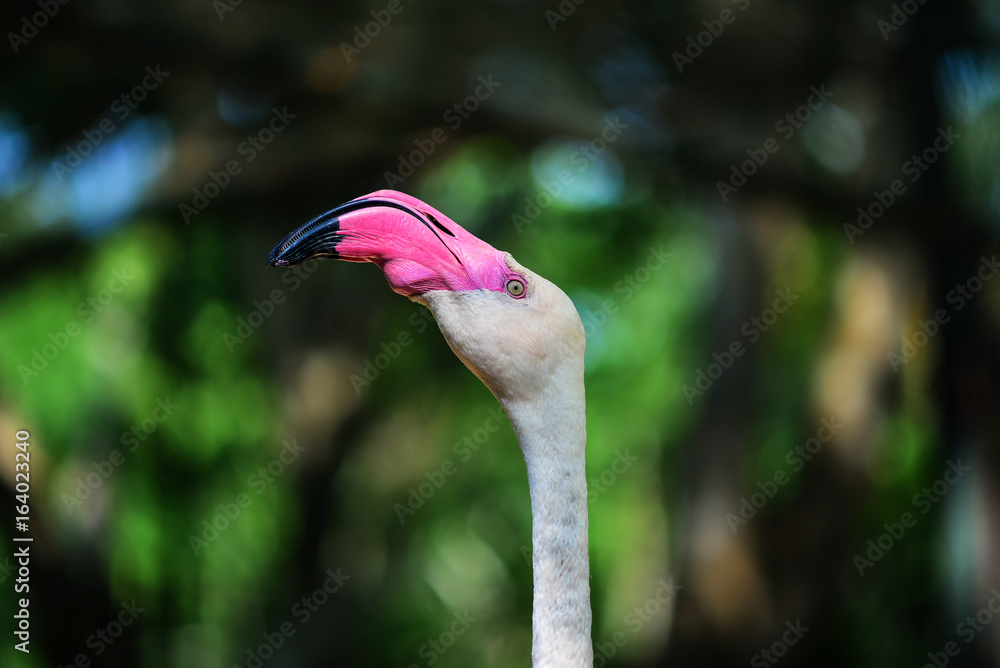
xmin=506 ymin=278 xmax=526 ymax=298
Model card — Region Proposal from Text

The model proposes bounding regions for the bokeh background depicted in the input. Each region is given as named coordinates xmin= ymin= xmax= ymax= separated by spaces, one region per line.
xmin=1 ymin=0 xmax=999 ymax=666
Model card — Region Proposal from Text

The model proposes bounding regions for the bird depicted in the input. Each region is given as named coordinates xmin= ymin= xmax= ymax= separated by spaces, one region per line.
xmin=267 ymin=189 xmax=592 ymax=668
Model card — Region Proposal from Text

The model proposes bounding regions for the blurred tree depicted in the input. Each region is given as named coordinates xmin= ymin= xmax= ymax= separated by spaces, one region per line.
xmin=0 ymin=0 xmax=998 ymax=667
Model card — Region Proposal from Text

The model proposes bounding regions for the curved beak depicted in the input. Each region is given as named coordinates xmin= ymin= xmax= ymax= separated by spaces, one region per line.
xmin=267 ymin=192 xmax=460 ymax=268
xmin=266 ymin=190 xmax=506 ymax=297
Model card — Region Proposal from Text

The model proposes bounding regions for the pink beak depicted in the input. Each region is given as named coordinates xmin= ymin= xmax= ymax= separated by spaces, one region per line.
xmin=267 ymin=190 xmax=510 ymax=296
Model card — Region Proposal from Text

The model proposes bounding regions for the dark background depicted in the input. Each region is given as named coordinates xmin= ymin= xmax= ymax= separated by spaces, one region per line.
xmin=1 ymin=0 xmax=999 ymax=666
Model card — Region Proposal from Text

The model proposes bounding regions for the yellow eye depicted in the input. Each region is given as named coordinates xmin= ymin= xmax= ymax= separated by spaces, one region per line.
xmin=506 ymin=278 xmax=526 ymax=298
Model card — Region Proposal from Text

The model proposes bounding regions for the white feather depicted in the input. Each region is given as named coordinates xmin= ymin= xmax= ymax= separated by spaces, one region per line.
xmin=416 ymin=253 xmax=593 ymax=668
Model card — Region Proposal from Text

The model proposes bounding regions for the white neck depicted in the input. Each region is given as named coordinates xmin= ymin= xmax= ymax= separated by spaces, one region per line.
xmin=500 ymin=365 xmax=592 ymax=668
xmin=415 ymin=282 xmax=593 ymax=667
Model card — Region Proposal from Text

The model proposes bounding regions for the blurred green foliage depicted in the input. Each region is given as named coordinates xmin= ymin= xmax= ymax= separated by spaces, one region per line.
xmin=2 ymin=1 xmax=1000 ymax=667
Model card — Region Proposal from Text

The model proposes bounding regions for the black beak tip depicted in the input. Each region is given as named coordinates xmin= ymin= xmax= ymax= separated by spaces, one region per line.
xmin=267 ymin=205 xmax=348 ymax=269
xmin=266 ymin=247 xmax=285 ymax=267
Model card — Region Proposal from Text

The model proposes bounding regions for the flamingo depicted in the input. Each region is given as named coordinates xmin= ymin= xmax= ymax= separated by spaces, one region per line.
xmin=268 ymin=189 xmax=592 ymax=667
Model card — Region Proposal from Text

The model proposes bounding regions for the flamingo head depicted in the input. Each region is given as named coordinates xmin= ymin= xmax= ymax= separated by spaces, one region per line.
xmin=267 ymin=189 xmax=584 ymax=400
